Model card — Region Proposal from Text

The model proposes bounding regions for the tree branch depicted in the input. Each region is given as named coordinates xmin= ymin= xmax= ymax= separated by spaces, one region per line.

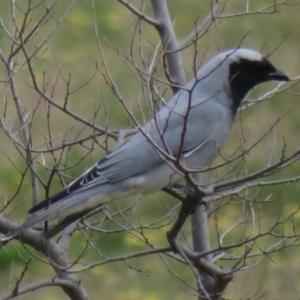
xmin=151 ymin=0 xmax=186 ymax=91
xmin=0 ymin=217 xmax=90 ymax=300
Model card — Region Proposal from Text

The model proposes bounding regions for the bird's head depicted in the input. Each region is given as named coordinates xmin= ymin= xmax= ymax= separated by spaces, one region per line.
xmin=195 ymin=48 xmax=289 ymax=112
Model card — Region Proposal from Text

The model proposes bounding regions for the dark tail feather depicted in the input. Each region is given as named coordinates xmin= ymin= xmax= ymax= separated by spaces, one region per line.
xmin=44 ymin=209 xmax=93 ymax=240
xmin=28 ymin=188 xmax=71 ymax=214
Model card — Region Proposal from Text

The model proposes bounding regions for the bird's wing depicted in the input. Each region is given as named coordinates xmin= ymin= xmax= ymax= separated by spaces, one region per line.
xmin=29 ymin=96 xmax=227 ymax=214
xmin=29 ymin=136 xmax=162 ymax=213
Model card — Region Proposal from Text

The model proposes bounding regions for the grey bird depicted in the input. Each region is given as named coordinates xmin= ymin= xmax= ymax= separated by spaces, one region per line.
xmin=2 ymin=48 xmax=289 ymax=240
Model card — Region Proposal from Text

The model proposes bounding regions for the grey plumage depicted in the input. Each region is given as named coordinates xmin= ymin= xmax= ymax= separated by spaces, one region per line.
xmin=2 ymin=49 xmax=289 ymax=240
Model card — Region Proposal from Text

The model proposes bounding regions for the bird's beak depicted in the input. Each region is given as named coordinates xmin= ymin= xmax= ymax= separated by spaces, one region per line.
xmin=268 ymin=69 xmax=289 ymax=81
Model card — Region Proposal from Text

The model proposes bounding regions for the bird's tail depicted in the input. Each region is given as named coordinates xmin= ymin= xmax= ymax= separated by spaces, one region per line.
xmin=1 ymin=197 xmax=81 ymax=241
xmin=1 ymin=206 xmax=94 ymax=242
xmin=1 ymin=211 xmax=54 ymax=242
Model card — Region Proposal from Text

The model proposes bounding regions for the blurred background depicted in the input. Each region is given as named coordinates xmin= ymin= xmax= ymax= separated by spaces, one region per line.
xmin=0 ymin=1 xmax=300 ymax=299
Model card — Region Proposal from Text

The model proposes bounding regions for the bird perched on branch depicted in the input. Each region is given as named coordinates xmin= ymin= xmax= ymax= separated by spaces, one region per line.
xmin=2 ymin=48 xmax=289 ymax=241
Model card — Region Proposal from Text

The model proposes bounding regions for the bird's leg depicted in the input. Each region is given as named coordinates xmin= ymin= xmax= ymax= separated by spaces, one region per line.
xmin=162 ymin=184 xmax=186 ymax=202
xmin=167 ymin=191 xmax=204 ymax=253
xmin=163 ymin=183 xmax=209 ymax=205
xmin=43 ymin=220 xmax=49 ymax=234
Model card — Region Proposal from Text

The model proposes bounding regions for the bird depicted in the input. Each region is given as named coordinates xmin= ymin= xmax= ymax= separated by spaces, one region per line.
xmin=2 ymin=48 xmax=289 ymax=241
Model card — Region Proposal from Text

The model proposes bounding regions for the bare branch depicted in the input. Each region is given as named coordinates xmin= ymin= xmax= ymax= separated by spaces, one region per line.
xmin=116 ymin=0 xmax=159 ymax=26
